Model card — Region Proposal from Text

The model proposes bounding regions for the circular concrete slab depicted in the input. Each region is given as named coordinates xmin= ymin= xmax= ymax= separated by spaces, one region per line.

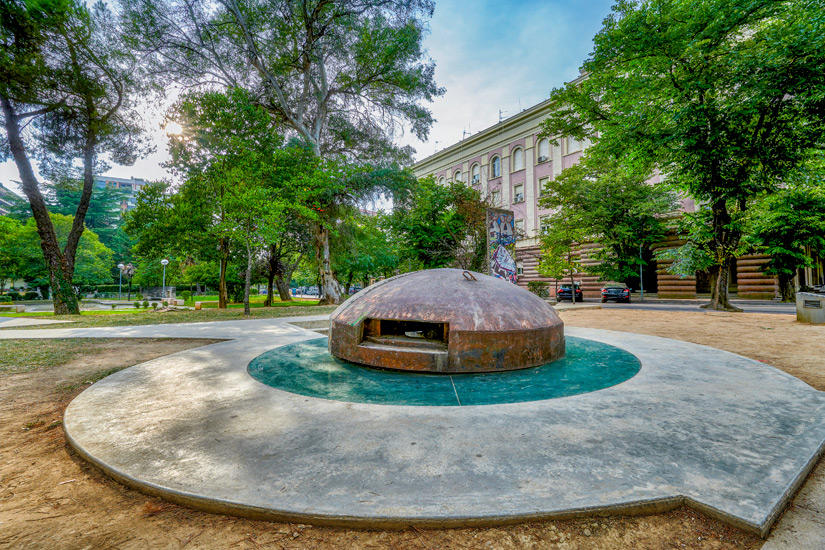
xmin=63 ymin=324 xmax=825 ymax=537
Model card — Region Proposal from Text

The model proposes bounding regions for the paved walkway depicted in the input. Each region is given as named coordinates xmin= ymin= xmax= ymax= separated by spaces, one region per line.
xmin=2 ymin=315 xmax=823 ymax=543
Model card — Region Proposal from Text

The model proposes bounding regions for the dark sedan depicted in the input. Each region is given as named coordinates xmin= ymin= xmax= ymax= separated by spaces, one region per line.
xmin=601 ymin=284 xmax=631 ymax=303
xmin=557 ymin=283 xmax=583 ymax=302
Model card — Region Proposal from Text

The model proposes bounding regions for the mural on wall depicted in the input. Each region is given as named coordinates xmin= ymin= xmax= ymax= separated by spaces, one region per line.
xmin=487 ymin=208 xmax=518 ymax=283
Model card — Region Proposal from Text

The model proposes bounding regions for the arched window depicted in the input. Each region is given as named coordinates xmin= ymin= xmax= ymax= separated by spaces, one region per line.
xmin=438 ymin=176 xmax=446 ymax=186
xmin=454 ymin=169 xmax=462 ymax=182
xmin=512 ymin=147 xmax=524 ymax=171
xmin=491 ymin=156 xmax=501 ymax=178
xmin=537 ymin=139 xmax=550 ymax=162
xmin=471 ymin=164 xmax=480 ymax=184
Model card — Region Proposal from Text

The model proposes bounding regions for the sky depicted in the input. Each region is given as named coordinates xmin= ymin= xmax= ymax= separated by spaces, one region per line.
xmin=0 ymin=0 xmax=615 ymax=196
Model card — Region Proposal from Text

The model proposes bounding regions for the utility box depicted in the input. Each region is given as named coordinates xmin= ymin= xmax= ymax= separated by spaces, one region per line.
xmin=797 ymin=292 xmax=825 ymax=324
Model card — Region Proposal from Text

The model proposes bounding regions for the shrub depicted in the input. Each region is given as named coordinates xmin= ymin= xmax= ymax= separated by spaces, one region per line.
xmin=134 ymin=301 xmax=140 ymax=309
xmin=24 ymin=291 xmax=38 ymax=300
xmin=162 ymin=301 xmax=168 ymax=307
xmin=152 ymin=302 xmax=158 ymax=310
xmin=111 ymin=304 xmax=117 ymax=310
xmin=0 ymin=296 xmax=11 ymax=304
xmin=135 ymin=293 xmax=143 ymax=300
xmin=143 ymin=300 xmax=150 ymax=308
xmin=180 ymin=290 xmax=192 ymax=303
xmin=6 ymin=291 xmax=20 ymax=301
xmin=527 ymin=281 xmax=550 ymax=298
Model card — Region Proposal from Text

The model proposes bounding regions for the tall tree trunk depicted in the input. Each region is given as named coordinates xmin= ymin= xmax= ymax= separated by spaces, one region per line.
xmin=314 ymin=221 xmax=341 ymax=305
xmin=1 ymin=96 xmax=80 ymax=314
xmin=243 ymin=239 xmax=253 ymax=316
xmin=275 ymin=277 xmax=291 ymax=301
xmin=778 ymin=274 xmax=795 ymax=302
xmin=218 ymin=238 xmax=228 ymax=308
xmin=703 ymin=199 xmax=743 ymax=312
xmin=127 ymin=280 xmax=132 ymax=301
xmin=264 ymin=269 xmax=275 ymax=306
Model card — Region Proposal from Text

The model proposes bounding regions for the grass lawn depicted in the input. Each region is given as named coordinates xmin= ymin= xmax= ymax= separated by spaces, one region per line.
xmin=0 ymin=338 xmax=116 ymax=374
xmin=1 ymin=303 xmax=338 ymax=329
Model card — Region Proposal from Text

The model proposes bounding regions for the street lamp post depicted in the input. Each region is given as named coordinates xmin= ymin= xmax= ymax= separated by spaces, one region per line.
xmin=118 ymin=263 xmax=125 ymax=300
xmin=639 ymin=244 xmax=644 ymax=302
xmin=161 ymin=259 xmax=169 ymax=304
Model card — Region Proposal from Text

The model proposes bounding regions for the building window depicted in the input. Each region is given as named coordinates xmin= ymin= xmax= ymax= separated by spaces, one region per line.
xmin=491 ymin=156 xmax=501 ymax=178
xmin=538 ymin=176 xmax=549 ymax=196
xmin=471 ymin=164 xmax=480 ymax=184
xmin=438 ymin=176 xmax=446 ymax=186
xmin=491 ymin=190 xmax=501 ymax=206
xmin=512 ymin=147 xmax=524 ymax=171
xmin=516 ymin=260 xmax=524 ymax=276
xmin=514 ymin=219 xmax=524 ymax=238
xmin=454 ymin=169 xmax=462 ymax=182
xmin=537 ymin=139 xmax=550 ymax=162
xmin=566 ymin=135 xmax=582 ymax=154
xmin=540 ymin=215 xmax=551 ymax=235
xmin=513 ymin=183 xmax=524 ymax=203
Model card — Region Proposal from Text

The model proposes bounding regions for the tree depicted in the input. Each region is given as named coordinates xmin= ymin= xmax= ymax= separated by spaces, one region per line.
xmin=540 ymin=0 xmax=825 ymax=311
xmin=1 ymin=0 xmax=148 ymax=313
xmin=389 ymin=176 xmax=488 ymax=270
xmin=0 ymin=215 xmax=23 ymax=293
xmin=538 ymin=212 xmax=585 ymax=295
xmin=753 ymin=173 xmax=825 ymax=301
xmin=12 ymin=213 xmax=114 ymax=289
xmin=121 ymin=0 xmax=443 ymax=304
xmin=161 ymin=88 xmax=316 ymax=313
xmin=332 ymin=212 xmax=399 ymax=293
xmin=537 ymin=152 xmax=679 ymax=284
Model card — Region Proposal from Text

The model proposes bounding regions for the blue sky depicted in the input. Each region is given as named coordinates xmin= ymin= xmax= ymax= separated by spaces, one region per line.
xmin=0 ymin=0 xmax=615 ymax=193
xmin=406 ymin=0 xmax=615 ymax=158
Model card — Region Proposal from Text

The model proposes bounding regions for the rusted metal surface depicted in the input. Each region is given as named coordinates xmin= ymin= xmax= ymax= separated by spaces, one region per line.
xmin=329 ymin=268 xmax=565 ymax=373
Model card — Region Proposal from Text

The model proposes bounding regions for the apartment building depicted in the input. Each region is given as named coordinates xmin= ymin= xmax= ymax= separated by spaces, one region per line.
xmin=412 ymin=95 xmax=779 ymax=299
xmin=0 ymin=182 xmax=22 ymax=216
xmin=94 ymin=176 xmax=149 ymax=212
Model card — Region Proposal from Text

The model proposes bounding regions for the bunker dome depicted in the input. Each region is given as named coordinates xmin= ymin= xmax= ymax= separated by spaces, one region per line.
xmin=328 ymin=268 xmax=565 ymax=373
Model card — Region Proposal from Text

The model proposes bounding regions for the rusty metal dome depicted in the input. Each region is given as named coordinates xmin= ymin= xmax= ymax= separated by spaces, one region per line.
xmin=328 ymin=268 xmax=565 ymax=373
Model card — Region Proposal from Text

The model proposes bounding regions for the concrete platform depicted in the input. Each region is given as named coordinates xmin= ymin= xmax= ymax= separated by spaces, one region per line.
xmin=5 ymin=316 xmax=824 ymax=537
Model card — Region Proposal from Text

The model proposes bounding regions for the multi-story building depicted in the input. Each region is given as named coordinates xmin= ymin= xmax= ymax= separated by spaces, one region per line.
xmin=0 ymin=182 xmax=22 ymax=216
xmin=93 ymin=176 xmax=149 ymax=212
xmin=412 ymin=90 xmax=781 ymax=299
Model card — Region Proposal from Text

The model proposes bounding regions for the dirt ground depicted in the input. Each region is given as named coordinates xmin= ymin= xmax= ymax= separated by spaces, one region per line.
xmin=1 ymin=309 xmax=823 ymax=549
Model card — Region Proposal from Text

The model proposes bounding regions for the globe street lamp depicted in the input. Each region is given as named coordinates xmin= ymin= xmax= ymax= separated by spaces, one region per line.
xmin=161 ymin=259 xmax=169 ymax=304
xmin=117 ymin=263 xmax=125 ymax=300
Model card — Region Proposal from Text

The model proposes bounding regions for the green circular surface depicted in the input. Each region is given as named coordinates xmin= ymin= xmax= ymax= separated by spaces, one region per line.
xmin=248 ymin=336 xmax=641 ymax=406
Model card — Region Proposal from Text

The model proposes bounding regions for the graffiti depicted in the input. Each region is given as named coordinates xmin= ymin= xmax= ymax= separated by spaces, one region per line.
xmin=487 ymin=208 xmax=518 ymax=283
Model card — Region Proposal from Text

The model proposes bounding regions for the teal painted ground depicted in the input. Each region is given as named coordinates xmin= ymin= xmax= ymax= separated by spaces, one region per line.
xmin=248 ymin=337 xmax=641 ymax=406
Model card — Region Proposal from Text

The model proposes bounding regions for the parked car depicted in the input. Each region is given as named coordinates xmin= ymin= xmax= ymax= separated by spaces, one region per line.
xmin=601 ymin=284 xmax=631 ymax=303
xmin=557 ymin=283 xmax=583 ymax=302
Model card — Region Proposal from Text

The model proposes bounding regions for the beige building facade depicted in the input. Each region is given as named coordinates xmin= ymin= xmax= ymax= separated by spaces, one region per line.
xmin=412 ymin=94 xmax=781 ymax=300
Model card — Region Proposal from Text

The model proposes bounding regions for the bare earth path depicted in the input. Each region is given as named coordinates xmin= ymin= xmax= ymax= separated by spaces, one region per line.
xmin=1 ymin=309 xmax=822 ymax=549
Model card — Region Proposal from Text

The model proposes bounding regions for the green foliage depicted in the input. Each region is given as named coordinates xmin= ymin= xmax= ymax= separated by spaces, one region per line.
xmin=538 ymin=212 xmax=585 ymax=285
xmin=11 ymin=213 xmax=113 ymax=287
xmin=751 ymin=164 xmax=825 ymax=300
xmin=133 ymin=301 xmax=140 ymax=309
xmin=527 ymin=281 xmax=550 ymax=298
xmin=389 ymin=176 xmax=488 ymax=270
xmin=0 ymin=215 xmax=23 ymax=289
xmin=180 ymin=290 xmax=192 ymax=303
xmin=332 ymin=213 xmax=399 ymax=290
xmin=541 ymin=0 xmax=825 ymax=309
xmin=538 ymin=153 xmax=678 ymax=283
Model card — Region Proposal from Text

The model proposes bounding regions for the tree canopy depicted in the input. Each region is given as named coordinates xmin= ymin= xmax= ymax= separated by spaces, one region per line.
xmin=541 ymin=0 xmax=825 ymax=310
